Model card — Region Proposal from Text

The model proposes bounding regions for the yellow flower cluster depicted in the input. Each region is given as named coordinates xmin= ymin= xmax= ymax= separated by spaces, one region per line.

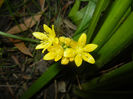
xmin=33 ymin=24 xmax=98 ymax=67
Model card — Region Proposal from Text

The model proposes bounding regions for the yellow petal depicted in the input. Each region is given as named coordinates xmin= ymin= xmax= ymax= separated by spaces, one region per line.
xmin=59 ymin=36 xmax=65 ymax=43
xmin=51 ymin=25 xmax=56 ymax=37
xmin=42 ymin=43 xmax=51 ymax=53
xmin=54 ymin=55 xmax=62 ymax=61
xmin=64 ymin=48 xmax=75 ymax=57
xmin=75 ymin=54 xmax=82 ymax=67
xmin=65 ymin=38 xmax=71 ymax=46
xmin=32 ymin=32 xmax=48 ymax=40
xmin=69 ymin=57 xmax=74 ymax=62
xmin=43 ymin=52 xmax=55 ymax=60
xmin=60 ymin=37 xmax=72 ymax=46
xmin=70 ymin=40 xmax=77 ymax=48
xmin=61 ymin=57 xmax=69 ymax=65
xmin=82 ymin=52 xmax=95 ymax=64
xmin=78 ymin=33 xmax=86 ymax=47
xmin=47 ymin=46 xmax=55 ymax=52
xmin=84 ymin=44 xmax=98 ymax=52
xmin=54 ymin=37 xmax=59 ymax=44
xmin=35 ymin=43 xmax=47 ymax=49
xmin=43 ymin=24 xmax=52 ymax=35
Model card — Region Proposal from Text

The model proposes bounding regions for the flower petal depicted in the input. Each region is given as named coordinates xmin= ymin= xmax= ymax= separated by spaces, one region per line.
xmin=53 ymin=37 xmax=59 ymax=44
xmin=75 ymin=54 xmax=82 ymax=67
xmin=78 ymin=33 xmax=86 ymax=47
xmin=43 ymin=24 xmax=52 ymax=35
xmin=35 ymin=43 xmax=47 ymax=49
xmin=70 ymin=40 xmax=77 ymax=48
xmin=51 ymin=25 xmax=56 ymax=37
xmin=42 ymin=42 xmax=52 ymax=53
xmin=32 ymin=32 xmax=48 ymax=40
xmin=54 ymin=55 xmax=62 ymax=61
xmin=59 ymin=36 xmax=71 ymax=46
xmin=43 ymin=52 xmax=55 ymax=60
xmin=59 ymin=36 xmax=65 ymax=43
xmin=84 ymin=44 xmax=98 ymax=52
xmin=82 ymin=52 xmax=95 ymax=64
xmin=61 ymin=57 xmax=69 ymax=65
xmin=69 ymin=57 xmax=74 ymax=62
xmin=64 ymin=48 xmax=75 ymax=57
xmin=47 ymin=46 xmax=55 ymax=52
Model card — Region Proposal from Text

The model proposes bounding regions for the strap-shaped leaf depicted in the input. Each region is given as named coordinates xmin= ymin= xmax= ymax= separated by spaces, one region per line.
xmin=20 ymin=63 xmax=61 ymax=99
xmin=74 ymin=61 xmax=133 ymax=99
xmin=92 ymin=0 xmax=132 ymax=51
xmin=96 ymin=12 xmax=133 ymax=67
xmin=86 ymin=0 xmax=110 ymax=43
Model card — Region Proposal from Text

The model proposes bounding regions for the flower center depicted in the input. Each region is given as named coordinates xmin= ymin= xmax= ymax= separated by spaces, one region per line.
xmin=76 ymin=46 xmax=83 ymax=54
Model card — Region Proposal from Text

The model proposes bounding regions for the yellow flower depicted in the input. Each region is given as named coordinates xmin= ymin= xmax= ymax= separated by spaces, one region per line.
xmin=43 ymin=36 xmax=72 ymax=64
xmin=59 ymin=36 xmax=73 ymax=65
xmin=32 ymin=24 xmax=58 ymax=53
xmin=43 ymin=43 xmax=64 ymax=61
xmin=64 ymin=33 xmax=98 ymax=67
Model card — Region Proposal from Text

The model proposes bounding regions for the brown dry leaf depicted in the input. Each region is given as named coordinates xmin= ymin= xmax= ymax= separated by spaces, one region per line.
xmin=39 ymin=0 xmax=45 ymax=10
xmin=0 ymin=0 xmax=4 ymax=8
xmin=7 ymin=11 xmax=43 ymax=34
xmin=7 ymin=11 xmax=43 ymax=57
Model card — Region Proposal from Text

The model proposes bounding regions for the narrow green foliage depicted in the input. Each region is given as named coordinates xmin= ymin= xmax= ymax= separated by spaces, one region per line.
xmin=0 ymin=31 xmax=39 ymax=43
xmin=81 ymin=61 xmax=133 ymax=91
xmin=74 ymin=1 xmax=96 ymax=35
xmin=74 ymin=88 xmax=133 ymax=99
xmin=86 ymin=0 xmax=110 ymax=43
xmin=92 ymin=0 xmax=132 ymax=50
xmin=20 ymin=63 xmax=61 ymax=99
xmin=96 ymin=12 xmax=133 ymax=67
xmin=111 ymin=7 xmax=131 ymax=34
xmin=68 ymin=0 xmax=80 ymax=19
xmin=71 ymin=6 xmax=87 ymax=25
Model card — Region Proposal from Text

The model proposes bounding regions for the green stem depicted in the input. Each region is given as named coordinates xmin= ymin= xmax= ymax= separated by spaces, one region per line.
xmin=0 ymin=31 xmax=39 ymax=43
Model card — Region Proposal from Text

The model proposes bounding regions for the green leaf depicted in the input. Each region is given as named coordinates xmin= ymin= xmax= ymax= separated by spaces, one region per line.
xmin=96 ymin=12 xmax=133 ymax=67
xmin=74 ymin=1 xmax=96 ymax=35
xmin=74 ymin=61 xmax=133 ymax=99
xmin=71 ymin=6 xmax=87 ymax=25
xmin=0 ymin=31 xmax=39 ymax=43
xmin=68 ymin=0 xmax=81 ymax=19
xmin=74 ymin=88 xmax=133 ymax=99
xmin=81 ymin=61 xmax=133 ymax=90
xmin=86 ymin=0 xmax=110 ymax=43
xmin=110 ymin=7 xmax=131 ymax=35
xmin=92 ymin=0 xmax=132 ymax=51
xmin=20 ymin=63 xmax=61 ymax=99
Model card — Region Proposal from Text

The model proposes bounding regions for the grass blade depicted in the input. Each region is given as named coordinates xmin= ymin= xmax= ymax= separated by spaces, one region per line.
xmin=74 ymin=1 xmax=96 ymax=35
xmin=92 ymin=0 xmax=132 ymax=50
xmin=0 ymin=31 xmax=39 ymax=43
xmin=71 ymin=6 xmax=87 ymax=25
xmin=20 ymin=63 xmax=61 ymax=99
xmin=68 ymin=0 xmax=80 ymax=20
xmin=96 ymin=12 xmax=133 ymax=67
xmin=110 ymin=7 xmax=131 ymax=35
xmin=86 ymin=0 xmax=110 ymax=43
xmin=81 ymin=61 xmax=133 ymax=90
xmin=74 ymin=88 xmax=133 ymax=99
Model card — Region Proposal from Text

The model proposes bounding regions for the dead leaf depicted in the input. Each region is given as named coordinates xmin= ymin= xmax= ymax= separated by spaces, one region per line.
xmin=7 ymin=11 xmax=43 ymax=34
xmin=15 ymin=42 xmax=33 ymax=57
xmin=63 ymin=19 xmax=77 ymax=30
xmin=7 ymin=11 xmax=44 ymax=56
xmin=39 ymin=0 xmax=45 ymax=10
xmin=0 ymin=0 xmax=4 ymax=8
